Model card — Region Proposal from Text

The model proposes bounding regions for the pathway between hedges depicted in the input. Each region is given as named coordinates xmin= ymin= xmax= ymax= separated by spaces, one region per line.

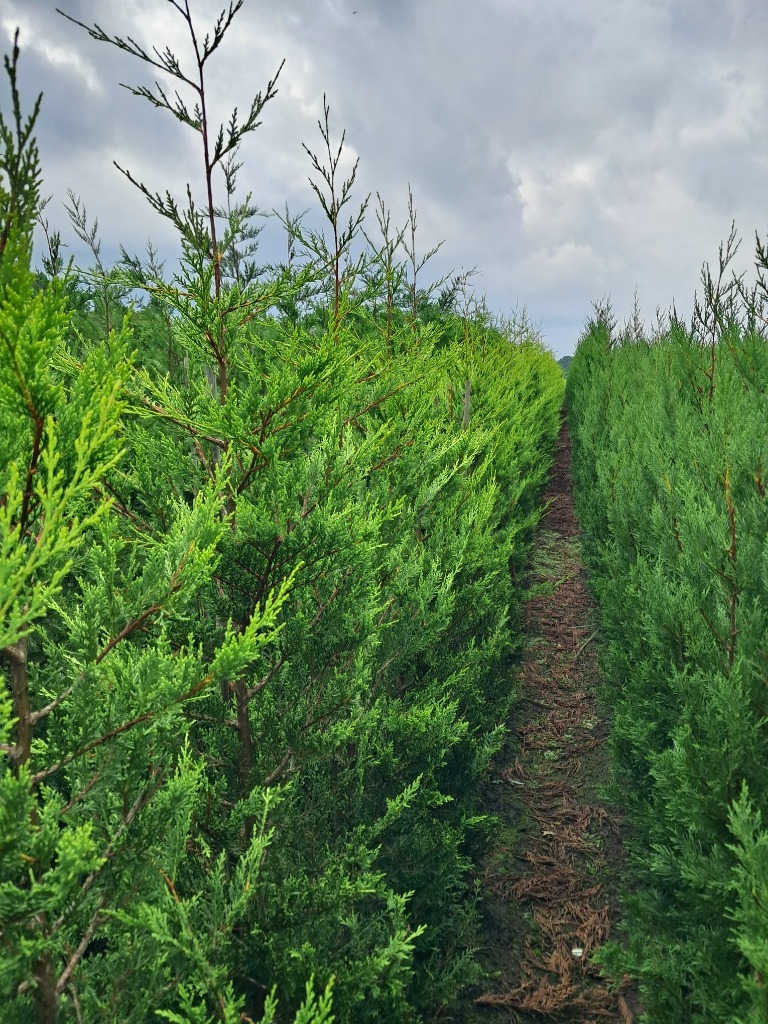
xmin=471 ymin=422 xmax=636 ymax=1023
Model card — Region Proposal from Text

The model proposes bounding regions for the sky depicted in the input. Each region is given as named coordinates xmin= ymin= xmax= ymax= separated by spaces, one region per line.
xmin=2 ymin=0 xmax=768 ymax=357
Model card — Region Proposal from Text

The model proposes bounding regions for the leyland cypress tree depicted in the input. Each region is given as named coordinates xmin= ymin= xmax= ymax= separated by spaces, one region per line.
xmin=567 ymin=262 xmax=768 ymax=1023
xmin=0 ymin=33 xmax=342 ymax=1024
xmin=16 ymin=3 xmax=565 ymax=1016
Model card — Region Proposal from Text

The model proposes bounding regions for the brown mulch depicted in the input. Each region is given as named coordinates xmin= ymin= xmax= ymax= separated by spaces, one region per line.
xmin=475 ymin=421 xmax=635 ymax=1023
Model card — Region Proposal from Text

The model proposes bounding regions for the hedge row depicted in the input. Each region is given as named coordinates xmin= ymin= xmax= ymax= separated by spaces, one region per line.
xmin=566 ymin=304 xmax=768 ymax=1023
xmin=0 ymin=36 xmax=564 ymax=1022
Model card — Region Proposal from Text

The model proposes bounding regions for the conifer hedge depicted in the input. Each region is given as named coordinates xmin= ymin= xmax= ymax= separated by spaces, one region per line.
xmin=567 ymin=280 xmax=768 ymax=1022
xmin=0 ymin=23 xmax=564 ymax=1023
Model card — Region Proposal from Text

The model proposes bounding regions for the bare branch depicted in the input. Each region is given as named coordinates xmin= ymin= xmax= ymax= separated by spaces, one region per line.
xmin=29 ymin=686 xmax=74 ymax=726
xmin=55 ymin=897 xmax=107 ymax=997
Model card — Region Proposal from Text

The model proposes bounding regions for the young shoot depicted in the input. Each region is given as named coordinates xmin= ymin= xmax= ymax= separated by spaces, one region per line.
xmin=58 ymin=0 xmax=284 ymax=399
xmin=300 ymin=94 xmax=370 ymax=332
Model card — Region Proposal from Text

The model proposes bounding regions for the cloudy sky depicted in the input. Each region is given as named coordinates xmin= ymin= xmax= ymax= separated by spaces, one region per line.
xmin=2 ymin=0 xmax=768 ymax=356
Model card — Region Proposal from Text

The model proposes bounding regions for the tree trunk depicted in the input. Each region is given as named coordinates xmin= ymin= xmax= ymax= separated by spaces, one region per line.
xmin=5 ymin=637 xmax=31 ymax=771
xmin=33 ymin=948 xmax=57 ymax=1024
xmin=234 ymin=678 xmax=253 ymax=784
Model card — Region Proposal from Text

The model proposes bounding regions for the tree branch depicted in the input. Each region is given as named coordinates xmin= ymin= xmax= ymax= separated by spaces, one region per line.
xmin=55 ymin=897 xmax=107 ymax=997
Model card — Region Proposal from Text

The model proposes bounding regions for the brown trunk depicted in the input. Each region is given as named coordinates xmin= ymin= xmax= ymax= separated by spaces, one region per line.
xmin=725 ymin=467 xmax=738 ymax=668
xmin=5 ymin=637 xmax=31 ymax=771
xmin=5 ymin=642 xmax=56 ymax=1021
xmin=463 ymin=379 xmax=471 ymax=429
xmin=33 ymin=949 xmax=57 ymax=1024
xmin=234 ymin=678 xmax=253 ymax=784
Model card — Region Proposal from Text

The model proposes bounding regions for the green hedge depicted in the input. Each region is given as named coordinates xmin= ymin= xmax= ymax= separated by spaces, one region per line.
xmin=566 ymin=306 xmax=768 ymax=1023
xmin=0 ymin=35 xmax=565 ymax=1021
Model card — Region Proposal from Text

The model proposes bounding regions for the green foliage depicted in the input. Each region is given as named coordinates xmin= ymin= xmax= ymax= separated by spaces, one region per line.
xmin=0 ymin=33 xmax=301 ymax=1024
xmin=567 ymin=258 xmax=768 ymax=1021
xmin=728 ymin=787 xmax=768 ymax=1024
xmin=1 ymin=11 xmax=564 ymax=1023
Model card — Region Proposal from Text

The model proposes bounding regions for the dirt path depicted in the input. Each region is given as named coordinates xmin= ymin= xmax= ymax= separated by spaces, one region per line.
xmin=470 ymin=422 xmax=634 ymax=1023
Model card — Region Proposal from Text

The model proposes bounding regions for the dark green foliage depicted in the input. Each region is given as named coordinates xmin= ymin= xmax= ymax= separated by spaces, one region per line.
xmin=566 ymin=260 xmax=768 ymax=1021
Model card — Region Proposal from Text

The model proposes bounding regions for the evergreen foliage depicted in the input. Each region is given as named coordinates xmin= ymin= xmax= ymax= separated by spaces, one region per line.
xmin=1 ymin=12 xmax=563 ymax=1024
xmin=566 ymin=250 xmax=768 ymax=1021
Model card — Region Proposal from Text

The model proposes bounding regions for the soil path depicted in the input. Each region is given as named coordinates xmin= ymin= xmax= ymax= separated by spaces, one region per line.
xmin=471 ymin=421 xmax=634 ymax=1023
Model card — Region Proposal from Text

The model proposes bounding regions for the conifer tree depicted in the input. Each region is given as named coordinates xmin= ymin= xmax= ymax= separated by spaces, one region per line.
xmin=567 ymin=253 xmax=768 ymax=1023
xmin=13 ymin=3 xmax=566 ymax=1017
xmin=0 ymin=31 xmax=340 ymax=1024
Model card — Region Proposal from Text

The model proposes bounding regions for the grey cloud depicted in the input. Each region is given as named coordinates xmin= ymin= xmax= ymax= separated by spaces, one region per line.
xmin=4 ymin=0 xmax=768 ymax=355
